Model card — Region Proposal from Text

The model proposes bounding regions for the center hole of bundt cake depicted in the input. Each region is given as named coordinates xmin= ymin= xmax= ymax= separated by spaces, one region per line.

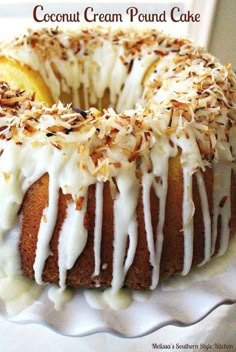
xmin=59 ymin=85 xmax=131 ymax=112
xmin=59 ymin=86 xmax=110 ymax=111
xmin=56 ymin=58 xmax=161 ymax=112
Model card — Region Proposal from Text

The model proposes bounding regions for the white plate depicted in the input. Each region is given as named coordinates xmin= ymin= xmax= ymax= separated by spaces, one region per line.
xmin=1 ymin=238 xmax=236 ymax=338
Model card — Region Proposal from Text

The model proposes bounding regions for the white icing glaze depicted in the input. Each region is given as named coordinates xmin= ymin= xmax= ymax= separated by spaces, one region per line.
xmin=117 ymin=53 xmax=157 ymax=111
xmin=150 ymin=137 xmax=176 ymax=288
xmin=65 ymin=192 xmax=88 ymax=270
xmin=33 ymin=173 xmax=60 ymax=284
xmin=84 ymin=287 xmax=152 ymax=310
xmin=58 ymin=196 xmax=88 ymax=288
xmin=48 ymin=285 xmax=73 ymax=311
xmin=93 ymin=182 xmax=104 ymax=277
xmin=142 ymin=172 xmax=156 ymax=287
xmin=181 ymin=167 xmax=194 ymax=276
xmin=196 ymin=171 xmax=211 ymax=266
xmin=112 ymin=167 xmax=139 ymax=292
xmin=0 ymin=270 xmax=43 ymax=316
xmin=84 ymin=288 xmax=133 ymax=310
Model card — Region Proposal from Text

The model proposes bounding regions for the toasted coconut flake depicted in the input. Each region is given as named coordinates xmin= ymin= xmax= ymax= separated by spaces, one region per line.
xmin=76 ymin=196 xmax=85 ymax=211
xmin=219 ymin=195 xmax=228 ymax=208
xmin=110 ymin=177 xmax=120 ymax=200
xmin=3 ymin=172 xmax=10 ymax=182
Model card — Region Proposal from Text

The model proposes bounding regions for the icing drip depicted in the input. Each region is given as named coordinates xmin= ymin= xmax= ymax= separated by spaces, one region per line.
xmin=65 ymin=192 xmax=88 ymax=270
xmin=142 ymin=173 xmax=157 ymax=289
xmin=84 ymin=287 xmax=133 ymax=310
xmin=84 ymin=287 xmax=152 ymax=310
xmin=181 ymin=168 xmax=194 ymax=276
xmin=33 ymin=147 xmax=65 ymax=284
xmin=58 ymin=191 xmax=88 ymax=288
xmin=33 ymin=174 xmax=60 ymax=284
xmin=150 ymin=138 xmax=176 ymax=289
xmin=90 ymin=40 xmax=117 ymax=101
xmin=109 ymin=46 xmax=129 ymax=106
xmin=172 ymin=129 xmax=205 ymax=276
xmin=153 ymin=175 xmax=168 ymax=287
xmin=93 ymin=182 xmax=104 ymax=277
xmin=142 ymin=169 xmax=170 ymax=289
xmin=212 ymin=161 xmax=231 ymax=256
xmin=196 ymin=171 xmax=211 ymax=266
xmin=112 ymin=168 xmax=139 ymax=292
xmin=0 ymin=271 xmax=43 ymax=315
xmin=48 ymin=285 xmax=73 ymax=311
xmin=116 ymin=53 xmax=157 ymax=112
xmin=124 ymin=217 xmax=138 ymax=277
xmin=0 ymin=142 xmax=44 ymax=277
xmin=58 ymin=205 xmax=70 ymax=289
xmin=141 ymin=138 xmax=176 ymax=289
xmin=0 ymin=221 xmax=21 ymax=277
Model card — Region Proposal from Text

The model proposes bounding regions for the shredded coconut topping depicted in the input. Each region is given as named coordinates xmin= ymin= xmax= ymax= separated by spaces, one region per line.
xmin=0 ymin=27 xmax=235 ymax=175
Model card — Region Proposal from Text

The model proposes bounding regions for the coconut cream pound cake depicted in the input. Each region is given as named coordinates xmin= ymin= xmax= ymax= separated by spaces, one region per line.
xmin=0 ymin=27 xmax=235 ymax=292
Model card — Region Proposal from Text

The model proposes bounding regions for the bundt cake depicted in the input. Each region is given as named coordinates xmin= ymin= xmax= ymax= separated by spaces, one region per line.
xmin=0 ymin=27 xmax=235 ymax=293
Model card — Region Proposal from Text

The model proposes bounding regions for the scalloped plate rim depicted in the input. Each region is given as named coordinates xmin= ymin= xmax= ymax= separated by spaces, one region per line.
xmin=0 ymin=298 xmax=235 ymax=338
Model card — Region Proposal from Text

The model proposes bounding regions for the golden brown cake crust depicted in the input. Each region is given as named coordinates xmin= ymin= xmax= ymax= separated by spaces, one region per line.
xmin=20 ymin=155 xmax=234 ymax=289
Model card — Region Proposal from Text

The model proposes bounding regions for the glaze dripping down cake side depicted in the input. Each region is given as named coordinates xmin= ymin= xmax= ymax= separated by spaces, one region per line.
xmin=0 ymin=27 xmax=235 ymax=291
